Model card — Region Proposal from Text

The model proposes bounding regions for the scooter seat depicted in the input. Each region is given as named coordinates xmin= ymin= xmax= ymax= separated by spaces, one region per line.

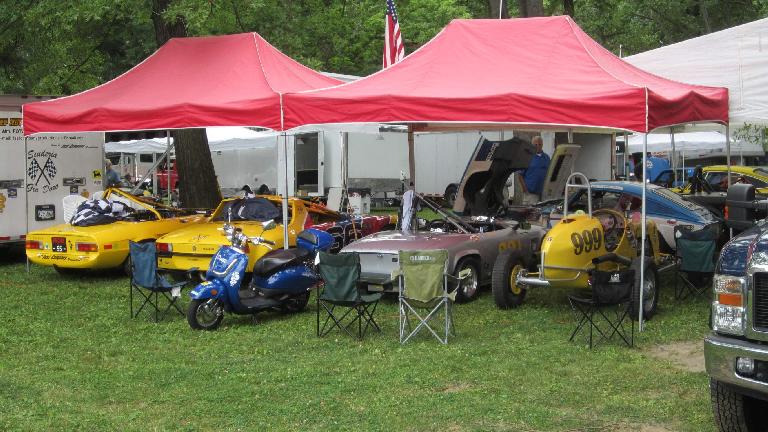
xmin=252 ymin=248 xmax=311 ymax=277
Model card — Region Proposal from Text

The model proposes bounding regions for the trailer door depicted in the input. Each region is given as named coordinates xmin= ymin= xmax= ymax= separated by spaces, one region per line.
xmin=294 ymin=132 xmax=323 ymax=196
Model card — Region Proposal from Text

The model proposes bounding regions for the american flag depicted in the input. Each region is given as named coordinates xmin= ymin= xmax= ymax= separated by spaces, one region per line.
xmin=383 ymin=0 xmax=404 ymax=69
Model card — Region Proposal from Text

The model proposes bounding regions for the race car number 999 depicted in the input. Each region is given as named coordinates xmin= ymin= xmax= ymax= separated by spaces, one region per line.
xmin=570 ymin=228 xmax=602 ymax=255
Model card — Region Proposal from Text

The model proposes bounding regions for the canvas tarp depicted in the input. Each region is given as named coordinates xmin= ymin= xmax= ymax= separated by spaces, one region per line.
xmin=282 ymin=16 xmax=728 ymax=133
xmin=23 ymin=33 xmax=341 ymax=135
xmin=626 ymin=17 xmax=768 ymax=128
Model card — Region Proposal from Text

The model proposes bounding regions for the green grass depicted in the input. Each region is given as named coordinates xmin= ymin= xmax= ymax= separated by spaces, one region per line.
xmin=0 ymin=250 xmax=716 ymax=431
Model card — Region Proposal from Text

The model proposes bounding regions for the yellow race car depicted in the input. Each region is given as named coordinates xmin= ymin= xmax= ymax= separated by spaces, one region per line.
xmin=156 ymin=196 xmax=397 ymax=277
xmin=25 ymin=188 xmax=206 ymax=274
xmin=493 ymin=174 xmax=673 ymax=319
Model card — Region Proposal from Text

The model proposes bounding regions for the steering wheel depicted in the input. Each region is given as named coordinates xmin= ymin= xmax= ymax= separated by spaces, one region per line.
xmin=599 ymin=211 xmax=622 ymax=252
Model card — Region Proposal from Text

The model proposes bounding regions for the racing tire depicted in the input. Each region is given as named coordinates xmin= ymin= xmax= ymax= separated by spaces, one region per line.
xmin=281 ymin=291 xmax=311 ymax=313
xmin=710 ymin=378 xmax=768 ymax=432
xmin=444 ymin=184 xmax=458 ymax=208
xmin=630 ymin=257 xmax=658 ymax=321
xmin=491 ymin=251 xmax=527 ymax=309
xmin=454 ymin=257 xmax=481 ymax=303
xmin=187 ymin=298 xmax=224 ymax=330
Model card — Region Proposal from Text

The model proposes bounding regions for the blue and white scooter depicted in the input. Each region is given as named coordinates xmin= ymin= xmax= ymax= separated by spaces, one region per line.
xmin=187 ymin=220 xmax=333 ymax=330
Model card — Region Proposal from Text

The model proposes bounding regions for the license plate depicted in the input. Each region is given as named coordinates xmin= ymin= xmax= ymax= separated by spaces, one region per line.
xmin=52 ymin=237 xmax=67 ymax=253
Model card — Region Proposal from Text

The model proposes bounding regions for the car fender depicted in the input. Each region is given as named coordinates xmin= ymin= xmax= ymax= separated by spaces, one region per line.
xmin=189 ymin=279 xmax=227 ymax=300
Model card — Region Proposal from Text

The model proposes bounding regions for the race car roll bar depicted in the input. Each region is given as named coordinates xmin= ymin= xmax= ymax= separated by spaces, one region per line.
xmin=563 ymin=172 xmax=592 ymax=218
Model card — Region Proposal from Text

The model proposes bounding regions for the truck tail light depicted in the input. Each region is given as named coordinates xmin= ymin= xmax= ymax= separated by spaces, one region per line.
xmin=25 ymin=240 xmax=42 ymax=250
xmin=76 ymin=242 xmax=98 ymax=252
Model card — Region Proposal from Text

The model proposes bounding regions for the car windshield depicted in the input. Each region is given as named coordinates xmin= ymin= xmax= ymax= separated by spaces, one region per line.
xmin=211 ymin=198 xmax=281 ymax=222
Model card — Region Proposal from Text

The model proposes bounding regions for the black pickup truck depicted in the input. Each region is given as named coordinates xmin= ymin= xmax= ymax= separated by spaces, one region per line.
xmin=705 ymin=184 xmax=768 ymax=431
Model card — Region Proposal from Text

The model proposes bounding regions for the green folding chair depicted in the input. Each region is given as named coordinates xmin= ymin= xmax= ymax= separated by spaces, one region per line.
xmin=316 ymin=251 xmax=382 ymax=340
xmin=674 ymin=223 xmax=719 ymax=300
xmin=397 ymin=249 xmax=466 ymax=344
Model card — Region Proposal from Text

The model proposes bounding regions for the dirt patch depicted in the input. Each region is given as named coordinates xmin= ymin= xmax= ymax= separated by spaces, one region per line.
xmin=442 ymin=382 xmax=472 ymax=393
xmin=610 ymin=423 xmax=674 ymax=432
xmin=645 ymin=340 xmax=705 ymax=373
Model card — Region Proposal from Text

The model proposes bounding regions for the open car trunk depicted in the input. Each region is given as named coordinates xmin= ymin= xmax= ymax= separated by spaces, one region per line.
xmin=453 ymin=138 xmax=580 ymax=216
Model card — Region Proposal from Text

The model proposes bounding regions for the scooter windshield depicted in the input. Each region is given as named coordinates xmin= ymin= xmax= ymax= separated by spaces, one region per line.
xmin=211 ymin=198 xmax=281 ymax=222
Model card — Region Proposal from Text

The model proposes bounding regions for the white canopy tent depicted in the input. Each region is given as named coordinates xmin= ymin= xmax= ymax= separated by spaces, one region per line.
xmin=620 ymin=131 xmax=763 ymax=159
xmin=626 ymin=17 xmax=768 ymax=130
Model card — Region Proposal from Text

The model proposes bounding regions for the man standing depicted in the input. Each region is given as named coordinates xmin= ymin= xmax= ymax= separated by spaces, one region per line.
xmin=104 ymin=160 xmax=121 ymax=188
xmin=523 ymin=136 xmax=550 ymax=197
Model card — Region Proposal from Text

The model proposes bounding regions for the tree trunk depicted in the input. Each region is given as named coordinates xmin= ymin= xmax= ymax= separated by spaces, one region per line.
xmin=517 ymin=0 xmax=544 ymax=17
xmin=172 ymin=129 xmax=221 ymax=208
xmin=150 ymin=0 xmax=221 ymax=209
xmin=489 ymin=0 xmax=509 ymax=19
xmin=563 ymin=0 xmax=574 ymax=17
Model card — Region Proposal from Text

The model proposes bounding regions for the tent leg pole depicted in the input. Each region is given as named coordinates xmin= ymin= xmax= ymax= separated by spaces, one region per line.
xmin=282 ymin=132 xmax=290 ymax=250
xmin=25 ymin=136 xmax=29 ymax=274
xmin=639 ymin=133 xmax=647 ymax=332
xmin=726 ymin=124 xmax=732 ymax=239
xmin=407 ymin=125 xmax=415 ymax=190
xmin=670 ymin=129 xmax=676 ymax=185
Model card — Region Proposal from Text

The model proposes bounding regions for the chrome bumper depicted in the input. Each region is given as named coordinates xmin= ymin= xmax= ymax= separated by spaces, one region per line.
xmin=516 ymin=275 xmax=551 ymax=287
xmin=705 ymin=333 xmax=768 ymax=395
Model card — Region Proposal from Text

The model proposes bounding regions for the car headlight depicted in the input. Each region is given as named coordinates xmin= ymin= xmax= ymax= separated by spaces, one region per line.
xmin=712 ymin=274 xmax=746 ymax=335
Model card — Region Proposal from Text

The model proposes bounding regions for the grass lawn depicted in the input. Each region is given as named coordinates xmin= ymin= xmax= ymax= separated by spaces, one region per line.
xmin=0 ymin=247 xmax=715 ymax=431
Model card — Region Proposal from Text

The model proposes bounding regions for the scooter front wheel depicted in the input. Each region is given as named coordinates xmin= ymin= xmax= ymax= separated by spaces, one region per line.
xmin=187 ymin=298 xmax=224 ymax=330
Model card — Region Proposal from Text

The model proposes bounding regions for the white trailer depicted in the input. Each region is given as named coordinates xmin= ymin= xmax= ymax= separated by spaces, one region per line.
xmin=0 ymin=97 xmax=104 ymax=247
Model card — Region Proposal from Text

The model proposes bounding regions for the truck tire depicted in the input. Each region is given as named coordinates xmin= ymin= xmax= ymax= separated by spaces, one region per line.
xmin=630 ymin=257 xmax=658 ymax=321
xmin=491 ymin=251 xmax=527 ymax=309
xmin=710 ymin=378 xmax=768 ymax=432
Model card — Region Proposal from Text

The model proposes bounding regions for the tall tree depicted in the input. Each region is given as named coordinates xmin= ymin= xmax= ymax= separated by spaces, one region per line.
xmin=517 ymin=0 xmax=544 ymax=17
xmin=150 ymin=0 xmax=220 ymax=208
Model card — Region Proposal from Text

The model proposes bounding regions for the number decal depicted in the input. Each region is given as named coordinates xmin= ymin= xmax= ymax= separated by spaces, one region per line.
xmin=592 ymin=227 xmax=602 ymax=251
xmin=582 ymin=230 xmax=593 ymax=253
xmin=571 ymin=228 xmax=603 ymax=255
xmin=571 ymin=233 xmax=584 ymax=255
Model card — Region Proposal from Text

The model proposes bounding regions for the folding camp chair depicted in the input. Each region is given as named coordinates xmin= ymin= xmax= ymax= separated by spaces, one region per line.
xmin=129 ymin=241 xmax=194 ymax=322
xmin=397 ymin=249 xmax=466 ymax=344
xmin=316 ymin=251 xmax=382 ymax=340
xmin=568 ymin=269 xmax=635 ymax=349
xmin=674 ymin=223 xmax=719 ymax=300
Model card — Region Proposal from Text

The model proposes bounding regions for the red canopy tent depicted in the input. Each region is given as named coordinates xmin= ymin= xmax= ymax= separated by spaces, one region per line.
xmin=22 ymin=32 xmax=341 ymax=135
xmin=283 ymin=16 xmax=727 ymax=132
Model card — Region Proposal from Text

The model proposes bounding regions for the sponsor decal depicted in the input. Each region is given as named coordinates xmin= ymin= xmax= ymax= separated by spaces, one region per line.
xmin=27 ymin=150 xmax=58 ymax=193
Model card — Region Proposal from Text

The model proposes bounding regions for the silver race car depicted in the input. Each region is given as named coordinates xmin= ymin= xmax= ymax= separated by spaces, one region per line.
xmin=341 ymin=137 xmax=546 ymax=302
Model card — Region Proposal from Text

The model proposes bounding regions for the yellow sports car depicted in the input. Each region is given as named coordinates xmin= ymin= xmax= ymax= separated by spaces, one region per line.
xmin=672 ymin=165 xmax=768 ymax=194
xmin=25 ymin=188 xmax=206 ymax=274
xmin=156 ymin=196 xmax=397 ymax=276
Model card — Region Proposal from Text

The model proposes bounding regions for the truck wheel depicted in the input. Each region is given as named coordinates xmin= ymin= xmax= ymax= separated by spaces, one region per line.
xmin=710 ymin=378 xmax=768 ymax=431
xmin=630 ymin=257 xmax=658 ymax=320
xmin=187 ymin=299 xmax=224 ymax=330
xmin=454 ymin=257 xmax=480 ymax=303
xmin=491 ymin=251 xmax=527 ymax=309
xmin=444 ymin=184 xmax=458 ymax=208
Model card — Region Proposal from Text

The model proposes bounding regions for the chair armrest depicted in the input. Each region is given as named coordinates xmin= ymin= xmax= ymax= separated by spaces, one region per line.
xmin=183 ymin=267 xmax=200 ymax=281
xmin=445 ymin=267 xmax=471 ymax=282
